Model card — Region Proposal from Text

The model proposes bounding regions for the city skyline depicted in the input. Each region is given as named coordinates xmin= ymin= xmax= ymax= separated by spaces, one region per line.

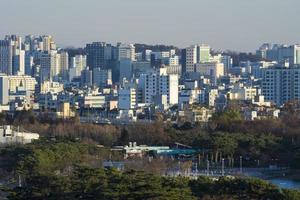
xmin=1 ymin=0 xmax=300 ymax=52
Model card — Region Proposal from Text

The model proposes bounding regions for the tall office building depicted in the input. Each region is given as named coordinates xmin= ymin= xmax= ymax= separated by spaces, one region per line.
xmin=0 ymin=75 xmax=9 ymax=105
xmin=261 ymin=65 xmax=300 ymax=106
xmin=116 ymin=43 xmax=135 ymax=83
xmin=25 ymin=52 xmax=34 ymax=76
xmin=69 ymin=55 xmax=87 ymax=81
xmin=0 ymin=40 xmax=13 ymax=75
xmin=182 ymin=44 xmax=211 ymax=73
xmin=40 ymin=51 xmax=59 ymax=82
xmin=81 ymin=67 xmax=93 ymax=87
xmin=1 ymin=35 xmax=27 ymax=75
xmin=70 ymin=55 xmax=87 ymax=70
xmin=42 ymin=35 xmax=56 ymax=52
xmin=92 ymin=68 xmax=112 ymax=88
xmin=13 ymin=50 xmax=25 ymax=75
xmin=293 ymin=45 xmax=300 ymax=65
xmin=86 ymin=42 xmax=113 ymax=69
xmin=197 ymin=44 xmax=211 ymax=63
xmin=182 ymin=45 xmax=197 ymax=73
xmin=59 ymin=51 xmax=69 ymax=80
xmin=143 ymin=50 xmax=152 ymax=61
xmin=117 ymin=43 xmax=135 ymax=61
xmin=119 ymin=59 xmax=132 ymax=83
xmin=221 ymin=55 xmax=233 ymax=75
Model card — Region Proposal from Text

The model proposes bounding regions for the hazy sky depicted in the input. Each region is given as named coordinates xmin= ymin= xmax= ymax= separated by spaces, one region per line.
xmin=1 ymin=0 xmax=299 ymax=52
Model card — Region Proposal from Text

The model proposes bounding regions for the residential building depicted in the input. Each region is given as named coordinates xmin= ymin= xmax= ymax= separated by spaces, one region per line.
xmin=195 ymin=62 xmax=224 ymax=85
xmin=261 ymin=65 xmax=300 ymax=106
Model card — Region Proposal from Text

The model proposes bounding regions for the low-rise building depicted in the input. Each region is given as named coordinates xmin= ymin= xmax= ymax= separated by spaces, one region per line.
xmin=0 ymin=125 xmax=39 ymax=145
xmin=178 ymin=105 xmax=214 ymax=124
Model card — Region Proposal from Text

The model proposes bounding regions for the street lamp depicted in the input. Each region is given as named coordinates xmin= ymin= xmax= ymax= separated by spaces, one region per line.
xmin=206 ymin=160 xmax=210 ymax=176
xmin=222 ymin=158 xmax=225 ymax=176
xmin=240 ymin=156 xmax=243 ymax=173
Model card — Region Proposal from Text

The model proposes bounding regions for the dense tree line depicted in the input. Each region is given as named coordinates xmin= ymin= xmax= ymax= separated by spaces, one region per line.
xmin=1 ymin=109 xmax=300 ymax=168
xmin=3 ymin=167 xmax=300 ymax=200
xmin=1 ymin=141 xmax=300 ymax=200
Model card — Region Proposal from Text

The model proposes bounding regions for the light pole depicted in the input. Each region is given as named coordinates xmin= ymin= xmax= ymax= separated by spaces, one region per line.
xmin=222 ymin=158 xmax=225 ymax=176
xmin=240 ymin=156 xmax=243 ymax=173
xmin=206 ymin=160 xmax=210 ymax=176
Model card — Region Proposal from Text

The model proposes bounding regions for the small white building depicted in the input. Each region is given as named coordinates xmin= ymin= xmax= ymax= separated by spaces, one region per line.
xmin=228 ymin=84 xmax=257 ymax=101
xmin=0 ymin=125 xmax=39 ymax=145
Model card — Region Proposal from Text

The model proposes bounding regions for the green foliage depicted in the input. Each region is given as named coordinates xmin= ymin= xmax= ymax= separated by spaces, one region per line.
xmin=2 ymin=141 xmax=300 ymax=200
xmin=291 ymin=151 xmax=300 ymax=169
xmin=0 ymin=140 xmax=117 ymax=176
xmin=5 ymin=167 xmax=300 ymax=200
xmin=6 ymin=168 xmax=196 ymax=200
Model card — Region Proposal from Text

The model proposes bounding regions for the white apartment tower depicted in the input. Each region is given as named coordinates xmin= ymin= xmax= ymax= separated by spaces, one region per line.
xmin=262 ymin=66 xmax=300 ymax=106
xmin=140 ymin=68 xmax=178 ymax=107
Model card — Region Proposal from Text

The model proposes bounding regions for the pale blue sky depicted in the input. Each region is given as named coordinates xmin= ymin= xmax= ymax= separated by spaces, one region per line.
xmin=1 ymin=0 xmax=299 ymax=51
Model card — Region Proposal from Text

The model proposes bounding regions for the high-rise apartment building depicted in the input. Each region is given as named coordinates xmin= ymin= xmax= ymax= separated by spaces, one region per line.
xmin=139 ymin=68 xmax=178 ymax=107
xmin=262 ymin=65 xmax=300 ymax=106
xmin=257 ymin=44 xmax=300 ymax=65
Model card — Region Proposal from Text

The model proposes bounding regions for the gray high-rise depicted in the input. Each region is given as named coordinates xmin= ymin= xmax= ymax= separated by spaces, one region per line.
xmin=85 ymin=42 xmax=114 ymax=69
xmin=0 ymin=40 xmax=13 ymax=75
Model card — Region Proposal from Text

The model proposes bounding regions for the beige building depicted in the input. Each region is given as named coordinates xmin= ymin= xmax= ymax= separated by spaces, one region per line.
xmin=40 ymin=81 xmax=64 ymax=94
xmin=0 ymin=74 xmax=37 ymax=93
xmin=228 ymin=84 xmax=257 ymax=101
xmin=178 ymin=105 xmax=214 ymax=124
xmin=56 ymin=102 xmax=75 ymax=119
xmin=195 ymin=62 xmax=224 ymax=84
